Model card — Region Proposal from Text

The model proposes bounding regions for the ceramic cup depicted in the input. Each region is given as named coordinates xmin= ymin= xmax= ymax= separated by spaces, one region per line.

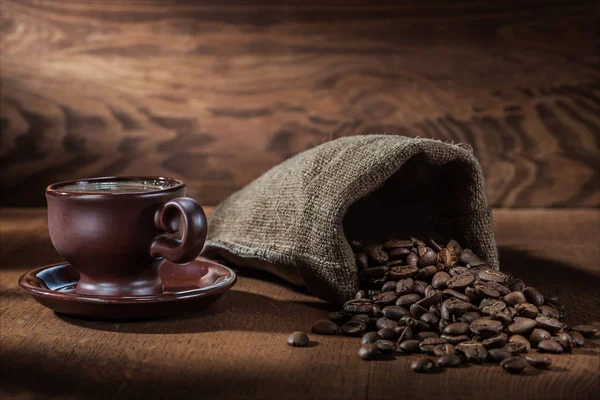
xmin=46 ymin=176 xmax=208 ymax=297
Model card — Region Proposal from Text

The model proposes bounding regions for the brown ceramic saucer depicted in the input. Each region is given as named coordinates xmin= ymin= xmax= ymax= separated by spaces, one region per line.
xmin=19 ymin=257 xmax=236 ymax=320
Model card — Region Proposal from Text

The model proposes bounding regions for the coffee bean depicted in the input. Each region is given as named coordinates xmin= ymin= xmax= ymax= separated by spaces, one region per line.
xmin=442 ymin=289 xmax=471 ymax=303
xmin=382 ymin=305 xmax=410 ymax=321
xmin=525 ymin=353 xmax=552 ymax=369
xmin=438 ymin=248 xmax=458 ymax=268
xmin=358 ymin=343 xmax=380 ymax=360
xmin=486 ymin=282 xmax=511 ymax=296
xmin=477 ymin=269 xmax=508 ymax=284
xmin=514 ymin=303 xmax=539 ymax=319
xmin=535 ymin=316 xmax=563 ymax=333
xmin=410 ymin=303 xmax=429 ymax=319
xmin=435 ymin=354 xmax=460 ymax=369
xmin=400 ymin=316 xmax=430 ymax=332
xmin=287 ymin=332 xmax=309 ymax=347
xmin=418 ymin=266 xmax=438 ymax=281
xmin=396 ymin=293 xmax=421 ymax=307
xmin=567 ymin=331 xmax=585 ymax=347
xmin=488 ymin=348 xmax=513 ymax=362
xmin=445 ymin=298 xmax=474 ymax=315
xmin=419 ymin=337 xmax=447 ymax=353
xmin=361 ymin=331 xmax=381 ymax=345
xmin=406 ymin=252 xmax=419 ymax=266
xmin=459 ymin=249 xmax=485 ymax=266
xmin=352 ymin=314 xmax=371 ymax=323
xmin=458 ymin=311 xmax=482 ymax=324
xmin=374 ymin=291 xmax=398 ymax=306
xmin=556 ymin=332 xmax=573 ymax=352
xmin=488 ymin=309 xmax=513 ymax=325
xmin=479 ymin=299 xmax=507 ymax=315
xmin=474 ymin=283 xmax=500 ymax=299
xmin=416 ymin=331 xmax=440 ymax=342
xmin=509 ymin=335 xmax=531 ymax=352
xmin=388 ymin=247 xmax=411 ymax=259
xmin=364 ymin=245 xmax=389 ymax=265
xmin=504 ymin=291 xmax=527 ymax=306
xmin=501 ymin=356 xmax=528 ymax=374
xmin=470 ymin=318 xmax=504 ymax=335
xmin=416 ymin=292 xmax=443 ymax=308
xmin=446 ymin=272 xmax=475 ymax=291
xmin=433 ymin=343 xmax=455 ymax=357
xmin=395 ymin=278 xmax=414 ymax=295
xmin=456 ymin=342 xmax=488 ymax=362
xmin=507 ymin=318 xmax=537 ymax=335
xmin=441 ymin=334 xmax=471 ymax=345
xmin=328 ymin=311 xmax=352 ymax=325
xmin=381 ymin=281 xmax=397 ymax=292
xmin=384 ymin=239 xmax=414 ymax=249
xmin=388 ymin=265 xmax=419 ymax=280
xmin=400 ymin=340 xmax=421 ymax=353
xmin=368 ymin=290 xmax=381 ymax=299
xmin=340 ymin=319 xmax=368 ymax=336
xmin=569 ymin=325 xmax=598 ymax=338
xmin=412 ymin=280 xmax=428 ymax=296
xmin=448 ymin=266 xmax=471 ymax=277
xmin=418 ymin=249 xmax=438 ymax=267
xmin=355 ymin=253 xmax=369 ymax=270
xmin=376 ymin=317 xmax=398 ymax=330
xmin=411 ymin=357 xmax=436 ymax=373
xmin=529 ymin=329 xmax=551 ymax=346
xmin=378 ymin=328 xmax=398 ymax=341
xmin=508 ymin=278 xmax=525 ymax=292
xmin=538 ymin=339 xmax=563 ymax=354
xmin=343 ymin=299 xmax=373 ymax=314
xmin=355 ymin=290 xmax=367 ymax=299
xmin=523 ymin=287 xmax=544 ymax=307
xmin=420 ymin=313 xmax=439 ymax=327
xmin=396 ymin=325 xmax=413 ymax=343
xmin=311 ymin=320 xmax=338 ymax=335
xmin=482 ymin=333 xmax=508 ymax=349
xmin=539 ymin=305 xmax=560 ymax=319
xmin=444 ymin=322 xmax=471 ymax=336
xmin=376 ymin=340 xmax=397 ymax=354
xmin=502 ymin=341 xmax=528 ymax=355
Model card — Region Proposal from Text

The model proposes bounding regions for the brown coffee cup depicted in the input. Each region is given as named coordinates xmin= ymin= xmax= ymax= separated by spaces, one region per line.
xmin=46 ymin=176 xmax=208 ymax=297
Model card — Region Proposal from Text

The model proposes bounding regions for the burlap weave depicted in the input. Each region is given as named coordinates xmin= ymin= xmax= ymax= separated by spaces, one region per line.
xmin=203 ymin=135 xmax=498 ymax=304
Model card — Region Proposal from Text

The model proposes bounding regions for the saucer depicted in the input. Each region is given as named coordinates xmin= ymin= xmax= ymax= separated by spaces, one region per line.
xmin=19 ymin=257 xmax=237 ymax=320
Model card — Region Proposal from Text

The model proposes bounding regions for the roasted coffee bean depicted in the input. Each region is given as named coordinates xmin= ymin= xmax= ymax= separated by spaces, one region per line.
xmin=437 ymin=353 xmax=461 ymax=368
xmin=569 ymin=325 xmax=598 ymax=338
xmin=400 ymin=340 xmax=421 ymax=353
xmin=525 ymin=353 xmax=552 ymax=369
xmin=438 ymin=248 xmax=458 ymax=268
xmin=418 ymin=249 xmax=438 ymax=267
xmin=477 ymin=269 xmax=508 ymax=284
xmin=378 ymin=328 xmax=398 ymax=341
xmin=489 ymin=308 xmax=513 ymax=325
xmin=523 ymin=287 xmax=544 ymax=307
xmin=441 ymin=334 xmax=470 ymax=345
xmin=364 ymin=245 xmax=389 ymax=265
xmin=371 ymin=304 xmax=383 ymax=318
xmin=538 ymin=339 xmax=563 ymax=354
xmin=420 ymin=313 xmax=439 ymax=327
xmin=529 ymin=329 xmax=552 ymax=346
xmin=444 ymin=298 xmax=474 ymax=316
xmin=539 ymin=305 xmax=560 ymax=319
xmin=368 ymin=290 xmax=381 ymax=299
xmin=384 ymin=239 xmax=414 ymax=249
xmin=352 ymin=314 xmax=371 ymax=323
xmin=360 ymin=266 xmax=388 ymax=280
xmin=568 ymin=331 xmax=585 ymax=347
xmin=376 ymin=340 xmax=397 ymax=354
xmin=355 ymin=290 xmax=367 ymax=299
xmin=416 ymin=331 xmax=440 ymax=342
xmin=448 ymin=266 xmax=471 ymax=277
xmin=388 ymin=247 xmax=411 ymax=259
xmin=361 ymin=332 xmax=381 ymax=345
xmin=442 ymin=289 xmax=471 ymax=303
xmin=446 ymin=272 xmax=475 ymax=291
xmin=396 ymin=293 xmax=422 ymax=307
xmin=409 ymin=303 xmax=428 ymax=319
xmin=395 ymin=278 xmax=414 ymax=295
xmin=343 ymin=299 xmax=373 ymax=314
xmin=514 ymin=303 xmax=538 ymax=319
xmin=376 ymin=317 xmax=398 ymax=330
xmin=429 ymin=239 xmax=442 ymax=252
xmin=444 ymin=322 xmax=471 ymax=336
xmin=381 ymin=280 xmax=397 ymax=292
xmin=470 ymin=318 xmax=504 ymax=335
xmin=456 ymin=342 xmax=488 ymax=362
xmin=482 ymin=333 xmax=508 ymax=349
xmin=382 ymin=305 xmax=410 ymax=321
xmin=411 ymin=357 xmax=436 ymax=373
xmin=396 ymin=325 xmax=413 ymax=342
xmin=459 ymin=311 xmax=482 ymax=324
xmin=479 ymin=299 xmax=507 ymax=315
xmin=416 ymin=292 xmax=443 ymax=308
xmin=358 ymin=343 xmax=380 ymax=360
xmin=355 ymin=253 xmax=369 ymax=270
xmin=446 ymin=239 xmax=462 ymax=254
xmin=412 ymin=280 xmax=428 ymax=296
xmin=419 ymin=337 xmax=447 ymax=353
xmin=501 ymin=356 xmax=528 ymax=374
xmin=508 ymin=278 xmax=525 ymax=292
xmin=508 ymin=318 xmax=537 ymax=335
xmin=388 ymin=265 xmax=419 ymax=280
xmin=488 ymin=348 xmax=513 ymax=362
xmin=287 ymin=332 xmax=309 ymax=347
xmin=535 ymin=316 xmax=563 ymax=333
xmin=509 ymin=335 xmax=531 ymax=352
xmin=311 ymin=320 xmax=338 ymax=335
xmin=406 ymin=252 xmax=419 ymax=266
xmin=433 ymin=343 xmax=455 ymax=357
xmin=503 ymin=341 xmax=527 ymax=355
xmin=474 ymin=284 xmax=500 ymax=299
xmin=556 ymin=332 xmax=573 ymax=352
xmin=340 ymin=319 xmax=368 ymax=336
xmin=400 ymin=316 xmax=430 ymax=332
xmin=504 ymin=291 xmax=527 ymax=306
xmin=328 ymin=311 xmax=352 ymax=325
xmin=459 ymin=249 xmax=485 ymax=266
xmin=416 ymin=266 xmax=437 ymax=282
xmin=486 ymin=282 xmax=511 ymax=296
xmin=374 ymin=291 xmax=398 ymax=306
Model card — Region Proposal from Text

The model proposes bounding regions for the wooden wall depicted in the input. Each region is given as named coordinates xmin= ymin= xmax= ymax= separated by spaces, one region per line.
xmin=1 ymin=0 xmax=598 ymax=207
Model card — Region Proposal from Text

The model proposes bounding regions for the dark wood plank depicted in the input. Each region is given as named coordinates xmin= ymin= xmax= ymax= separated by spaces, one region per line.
xmin=0 ymin=208 xmax=599 ymax=399
xmin=1 ymin=1 xmax=599 ymax=207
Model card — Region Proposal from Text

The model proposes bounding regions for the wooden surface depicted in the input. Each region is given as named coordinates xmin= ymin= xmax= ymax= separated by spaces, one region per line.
xmin=0 ymin=208 xmax=599 ymax=400
xmin=1 ymin=0 xmax=599 ymax=207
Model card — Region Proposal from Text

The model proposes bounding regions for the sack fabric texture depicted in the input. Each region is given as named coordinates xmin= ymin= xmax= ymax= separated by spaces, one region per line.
xmin=203 ymin=135 xmax=498 ymax=304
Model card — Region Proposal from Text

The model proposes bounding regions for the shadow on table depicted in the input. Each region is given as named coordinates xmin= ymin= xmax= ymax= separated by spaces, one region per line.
xmin=56 ymin=246 xmax=600 ymax=334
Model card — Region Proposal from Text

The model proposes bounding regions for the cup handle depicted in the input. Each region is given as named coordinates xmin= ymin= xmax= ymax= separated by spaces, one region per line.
xmin=150 ymin=197 xmax=208 ymax=263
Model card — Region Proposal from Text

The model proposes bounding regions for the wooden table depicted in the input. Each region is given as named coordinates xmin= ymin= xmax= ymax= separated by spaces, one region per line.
xmin=1 ymin=208 xmax=599 ymax=399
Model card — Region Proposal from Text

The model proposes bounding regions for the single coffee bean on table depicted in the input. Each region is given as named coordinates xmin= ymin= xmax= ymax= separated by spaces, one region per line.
xmin=287 ymin=332 xmax=310 ymax=347
xmin=294 ymin=237 xmax=592 ymax=376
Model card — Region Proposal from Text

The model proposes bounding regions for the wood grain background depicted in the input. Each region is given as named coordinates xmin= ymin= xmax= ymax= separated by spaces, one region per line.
xmin=0 ymin=0 xmax=598 ymax=207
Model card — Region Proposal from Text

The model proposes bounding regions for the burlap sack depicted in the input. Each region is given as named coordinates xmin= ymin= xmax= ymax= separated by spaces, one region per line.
xmin=203 ymin=135 xmax=498 ymax=304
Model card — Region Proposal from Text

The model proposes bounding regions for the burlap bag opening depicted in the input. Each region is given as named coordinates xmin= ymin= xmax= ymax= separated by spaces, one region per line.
xmin=203 ymin=135 xmax=498 ymax=304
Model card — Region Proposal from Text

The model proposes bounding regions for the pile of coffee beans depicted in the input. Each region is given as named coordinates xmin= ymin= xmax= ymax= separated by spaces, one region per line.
xmin=290 ymin=237 xmax=597 ymax=374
